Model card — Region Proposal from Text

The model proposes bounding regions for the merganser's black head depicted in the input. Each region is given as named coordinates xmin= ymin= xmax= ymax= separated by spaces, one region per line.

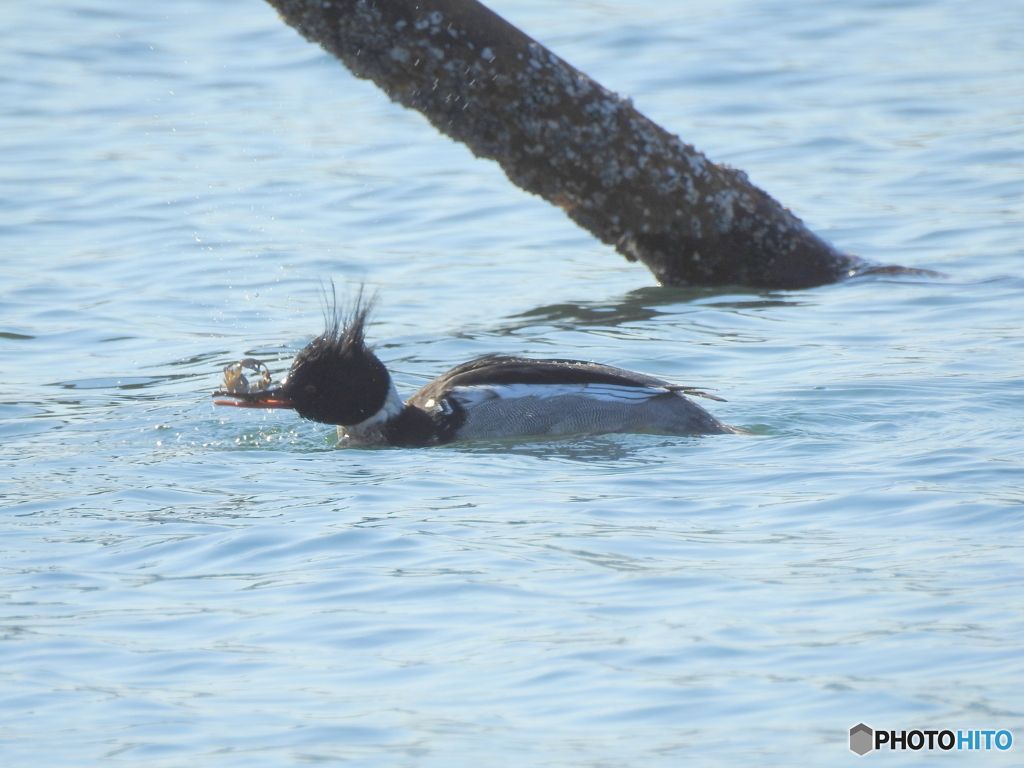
xmin=215 ymin=293 xmax=394 ymax=427
xmin=282 ymin=298 xmax=392 ymax=425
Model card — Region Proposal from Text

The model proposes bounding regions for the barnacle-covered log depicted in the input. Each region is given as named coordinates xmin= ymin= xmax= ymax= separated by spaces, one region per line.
xmin=264 ymin=0 xmax=869 ymax=289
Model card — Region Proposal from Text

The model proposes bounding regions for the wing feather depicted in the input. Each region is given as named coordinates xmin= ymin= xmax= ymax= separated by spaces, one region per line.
xmin=406 ymin=355 xmax=723 ymax=408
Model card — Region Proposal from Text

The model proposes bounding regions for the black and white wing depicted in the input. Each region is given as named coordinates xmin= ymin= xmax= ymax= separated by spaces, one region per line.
xmin=406 ymin=356 xmax=732 ymax=440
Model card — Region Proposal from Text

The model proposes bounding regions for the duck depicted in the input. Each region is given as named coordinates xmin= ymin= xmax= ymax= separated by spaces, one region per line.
xmin=213 ymin=297 xmax=737 ymax=446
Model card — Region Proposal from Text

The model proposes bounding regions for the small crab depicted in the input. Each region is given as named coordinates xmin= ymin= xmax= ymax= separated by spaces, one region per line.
xmin=215 ymin=358 xmax=275 ymax=396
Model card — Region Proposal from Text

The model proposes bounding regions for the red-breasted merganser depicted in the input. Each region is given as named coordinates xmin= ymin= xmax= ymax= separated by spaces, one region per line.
xmin=214 ymin=300 xmax=736 ymax=446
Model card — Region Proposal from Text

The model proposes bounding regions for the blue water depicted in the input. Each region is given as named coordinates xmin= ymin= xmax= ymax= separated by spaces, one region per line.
xmin=2 ymin=0 xmax=1022 ymax=765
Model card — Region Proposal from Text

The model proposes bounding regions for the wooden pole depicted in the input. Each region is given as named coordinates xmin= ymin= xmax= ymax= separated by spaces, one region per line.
xmin=264 ymin=0 xmax=869 ymax=289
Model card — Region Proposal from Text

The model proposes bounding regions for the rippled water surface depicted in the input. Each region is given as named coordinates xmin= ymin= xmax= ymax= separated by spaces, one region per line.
xmin=2 ymin=0 xmax=1022 ymax=765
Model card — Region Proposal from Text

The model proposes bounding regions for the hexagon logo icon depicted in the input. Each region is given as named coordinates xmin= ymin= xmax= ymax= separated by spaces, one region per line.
xmin=850 ymin=723 xmax=873 ymax=756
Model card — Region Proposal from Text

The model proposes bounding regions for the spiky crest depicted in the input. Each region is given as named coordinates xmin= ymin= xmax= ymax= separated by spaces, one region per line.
xmin=310 ymin=280 xmax=377 ymax=360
